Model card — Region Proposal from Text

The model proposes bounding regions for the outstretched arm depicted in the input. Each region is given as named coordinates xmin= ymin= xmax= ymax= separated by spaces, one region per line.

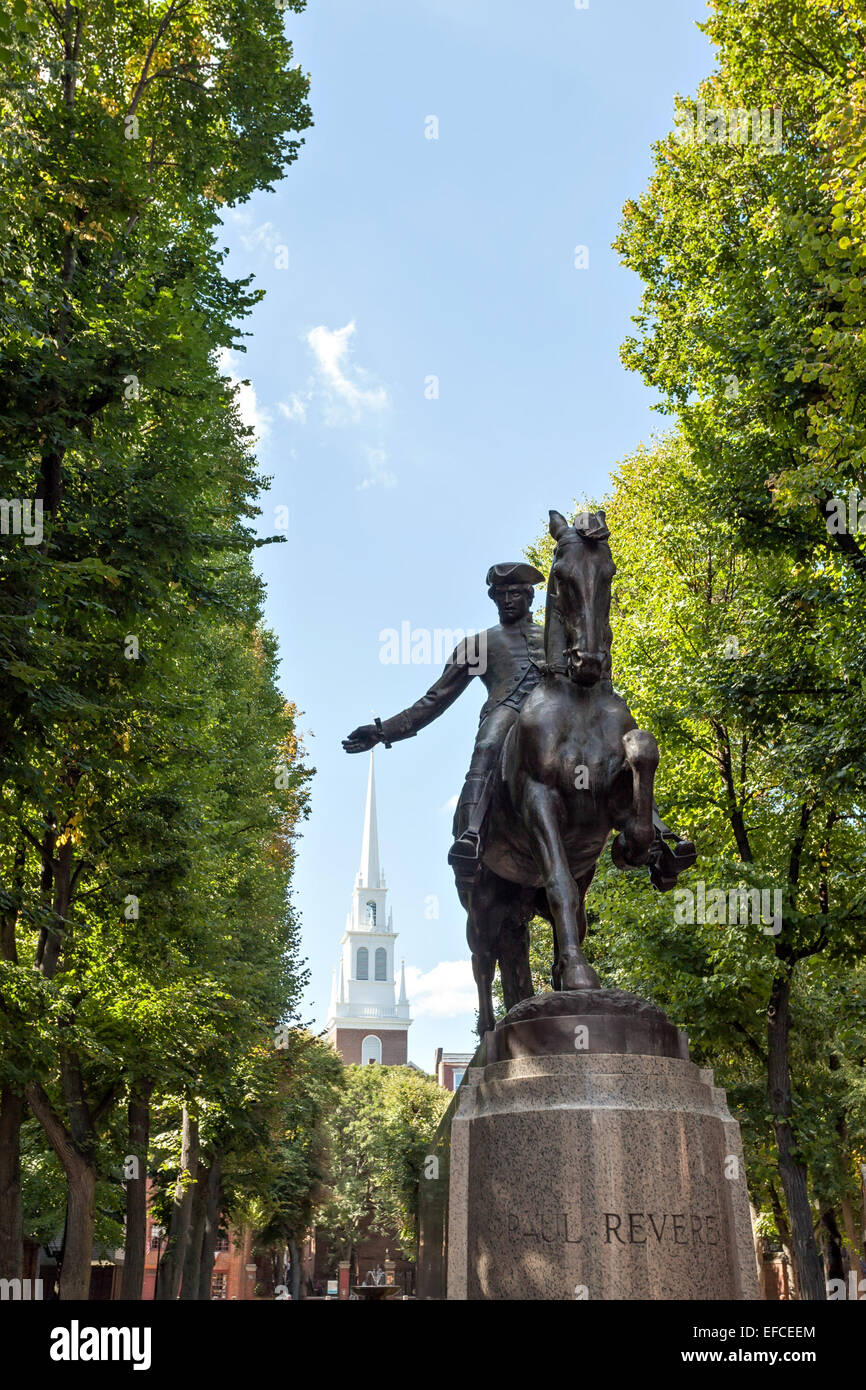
xmin=343 ymin=640 xmax=478 ymax=753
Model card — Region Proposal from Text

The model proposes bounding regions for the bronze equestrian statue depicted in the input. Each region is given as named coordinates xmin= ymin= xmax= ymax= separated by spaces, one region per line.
xmin=343 ymin=509 xmax=695 ymax=1034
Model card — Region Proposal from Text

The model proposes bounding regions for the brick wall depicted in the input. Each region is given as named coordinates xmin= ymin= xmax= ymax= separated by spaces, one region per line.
xmin=332 ymin=1028 xmax=408 ymax=1065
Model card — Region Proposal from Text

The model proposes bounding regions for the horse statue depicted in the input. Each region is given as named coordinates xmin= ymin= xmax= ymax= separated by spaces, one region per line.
xmin=461 ymin=508 xmax=695 ymax=1035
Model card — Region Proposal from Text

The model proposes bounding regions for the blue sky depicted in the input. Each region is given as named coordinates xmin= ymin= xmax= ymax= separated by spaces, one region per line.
xmin=218 ymin=0 xmax=714 ymax=1069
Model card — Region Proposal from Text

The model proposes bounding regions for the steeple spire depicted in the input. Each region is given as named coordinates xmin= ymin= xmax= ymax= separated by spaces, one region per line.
xmin=359 ymin=750 xmax=381 ymax=889
xmin=325 ymin=754 xmax=412 ymax=1060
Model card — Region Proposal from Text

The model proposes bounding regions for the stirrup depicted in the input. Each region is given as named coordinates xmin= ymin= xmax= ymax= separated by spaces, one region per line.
xmin=448 ymin=829 xmax=481 ymax=865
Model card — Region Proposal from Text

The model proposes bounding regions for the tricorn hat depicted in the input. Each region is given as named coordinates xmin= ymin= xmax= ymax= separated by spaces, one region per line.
xmin=485 ymin=561 xmax=546 ymax=589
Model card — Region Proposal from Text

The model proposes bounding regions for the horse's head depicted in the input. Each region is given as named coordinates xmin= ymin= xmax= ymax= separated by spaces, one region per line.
xmin=546 ymin=509 xmax=615 ymax=686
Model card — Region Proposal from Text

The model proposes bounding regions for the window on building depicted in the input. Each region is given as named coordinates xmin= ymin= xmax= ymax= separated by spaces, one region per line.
xmin=361 ymin=1035 xmax=382 ymax=1065
xmin=452 ymin=1068 xmax=466 ymax=1090
xmin=374 ymin=947 xmax=387 ymax=981
xmin=357 ymin=946 xmax=369 ymax=980
xmin=215 ymin=1234 xmax=230 ymax=1253
xmin=149 ymin=1227 xmax=163 ymax=1251
xmin=365 ymin=900 xmax=376 ymax=926
xmin=211 ymin=1272 xmax=227 ymax=1300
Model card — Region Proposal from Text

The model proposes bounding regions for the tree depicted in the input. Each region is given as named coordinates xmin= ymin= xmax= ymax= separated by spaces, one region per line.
xmin=616 ymin=0 xmax=866 ymax=571
xmin=314 ymin=1064 xmax=450 ymax=1274
xmin=0 ymin=0 xmax=314 ymax=1294
xmin=523 ymin=436 xmax=866 ymax=1298
xmin=227 ymin=1030 xmax=344 ymax=1302
xmin=612 ymin=0 xmax=866 ymax=1298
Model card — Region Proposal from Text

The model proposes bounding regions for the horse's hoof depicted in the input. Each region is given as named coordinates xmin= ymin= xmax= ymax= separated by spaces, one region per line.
xmin=560 ymin=962 xmax=600 ymax=991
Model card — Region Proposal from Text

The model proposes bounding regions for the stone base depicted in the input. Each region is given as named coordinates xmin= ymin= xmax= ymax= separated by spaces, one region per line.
xmin=417 ymin=991 xmax=760 ymax=1301
xmin=446 ymin=1050 xmax=758 ymax=1300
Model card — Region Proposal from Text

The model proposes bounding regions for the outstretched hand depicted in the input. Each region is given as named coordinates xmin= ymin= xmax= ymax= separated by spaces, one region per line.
xmin=342 ymin=723 xmax=381 ymax=753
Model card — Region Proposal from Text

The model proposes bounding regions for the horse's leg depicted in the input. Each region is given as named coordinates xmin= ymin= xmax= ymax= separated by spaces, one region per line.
xmin=523 ymin=782 xmax=600 ymax=991
xmin=610 ymin=728 xmax=659 ymax=867
xmin=534 ymin=889 xmax=559 ymax=991
xmin=465 ymin=870 xmax=500 ymax=1037
xmin=575 ymin=866 xmax=595 ymax=943
xmin=499 ymin=896 xmax=533 ymax=1009
xmin=470 ymin=948 xmax=496 ymax=1037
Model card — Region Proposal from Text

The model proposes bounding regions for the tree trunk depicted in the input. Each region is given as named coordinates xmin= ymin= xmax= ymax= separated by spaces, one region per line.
xmin=289 ymin=1235 xmax=301 ymax=1302
xmin=197 ymin=1153 xmax=223 ymax=1301
xmin=119 ymin=1081 xmax=153 ymax=1300
xmin=25 ymin=1081 xmax=100 ymax=1300
xmin=62 ymin=1161 xmax=97 ymax=1300
xmin=768 ymin=1179 xmax=798 ymax=1296
xmin=840 ymin=1193 xmax=861 ymax=1271
xmin=767 ymin=971 xmax=825 ymax=1300
xmin=39 ymin=837 xmax=74 ymax=979
xmin=179 ymin=1159 xmax=208 ymax=1300
xmin=0 ymin=839 xmax=27 ymax=1281
xmin=827 ymin=1053 xmax=862 ymax=1276
xmin=821 ymin=1209 xmax=844 ymax=1283
xmin=0 ymin=1085 xmax=24 ymax=1280
xmin=157 ymin=1107 xmax=199 ymax=1300
xmin=748 ymin=1201 xmax=764 ymax=1291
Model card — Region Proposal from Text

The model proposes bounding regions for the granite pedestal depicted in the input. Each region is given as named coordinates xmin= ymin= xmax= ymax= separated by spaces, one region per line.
xmin=417 ymin=990 xmax=759 ymax=1301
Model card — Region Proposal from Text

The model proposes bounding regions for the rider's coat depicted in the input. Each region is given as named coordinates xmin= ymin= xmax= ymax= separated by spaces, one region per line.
xmin=377 ymin=613 xmax=545 ymax=744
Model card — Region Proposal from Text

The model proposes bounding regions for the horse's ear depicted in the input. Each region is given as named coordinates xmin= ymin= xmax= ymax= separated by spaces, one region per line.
xmin=549 ymin=510 xmax=570 ymax=541
xmin=574 ymin=509 xmax=610 ymax=541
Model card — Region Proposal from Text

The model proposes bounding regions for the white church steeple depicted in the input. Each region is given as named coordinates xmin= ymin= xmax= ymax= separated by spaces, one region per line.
xmin=325 ymin=753 xmax=412 ymax=1064
xmin=350 ymin=752 xmax=389 ymax=935
xmin=359 ymin=751 xmax=382 ymax=889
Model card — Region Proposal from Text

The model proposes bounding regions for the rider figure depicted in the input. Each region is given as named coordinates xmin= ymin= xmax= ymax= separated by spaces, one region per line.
xmin=342 ymin=562 xmax=546 ymax=880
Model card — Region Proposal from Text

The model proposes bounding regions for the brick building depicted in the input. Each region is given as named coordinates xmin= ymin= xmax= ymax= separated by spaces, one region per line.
xmin=433 ymin=1048 xmax=474 ymax=1092
xmin=325 ymin=753 xmax=412 ymax=1064
xmin=141 ymin=1208 xmax=258 ymax=1300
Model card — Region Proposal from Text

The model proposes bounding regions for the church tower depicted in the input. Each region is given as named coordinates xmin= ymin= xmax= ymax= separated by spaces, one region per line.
xmin=325 ymin=753 xmax=412 ymax=1065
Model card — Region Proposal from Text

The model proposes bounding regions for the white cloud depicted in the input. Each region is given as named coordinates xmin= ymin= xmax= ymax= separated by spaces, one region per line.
xmin=357 ymin=445 xmax=397 ymax=492
xmin=439 ymin=794 xmax=459 ymax=813
xmin=278 ymin=394 xmax=308 ymax=424
xmin=307 ymin=320 xmax=388 ymax=420
xmin=275 ymin=320 xmax=388 ymax=433
xmin=217 ymin=347 xmax=272 ymax=443
xmin=404 ymin=959 xmax=476 ymax=1019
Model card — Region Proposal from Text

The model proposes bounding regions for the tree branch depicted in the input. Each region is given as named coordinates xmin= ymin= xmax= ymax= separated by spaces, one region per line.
xmin=127 ymin=0 xmax=189 ymax=117
xmin=25 ymin=1083 xmax=82 ymax=1173
xmin=787 ymin=801 xmax=813 ymax=896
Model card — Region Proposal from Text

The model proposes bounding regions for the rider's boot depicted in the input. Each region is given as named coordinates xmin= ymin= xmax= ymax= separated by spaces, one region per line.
xmin=448 ymin=772 xmax=491 ymax=878
xmin=448 ymin=824 xmax=481 ymax=864
xmin=448 ymin=824 xmax=482 ymax=894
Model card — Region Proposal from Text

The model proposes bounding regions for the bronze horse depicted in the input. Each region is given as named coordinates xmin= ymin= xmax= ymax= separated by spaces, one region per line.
xmin=459 ymin=508 xmax=695 ymax=1035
